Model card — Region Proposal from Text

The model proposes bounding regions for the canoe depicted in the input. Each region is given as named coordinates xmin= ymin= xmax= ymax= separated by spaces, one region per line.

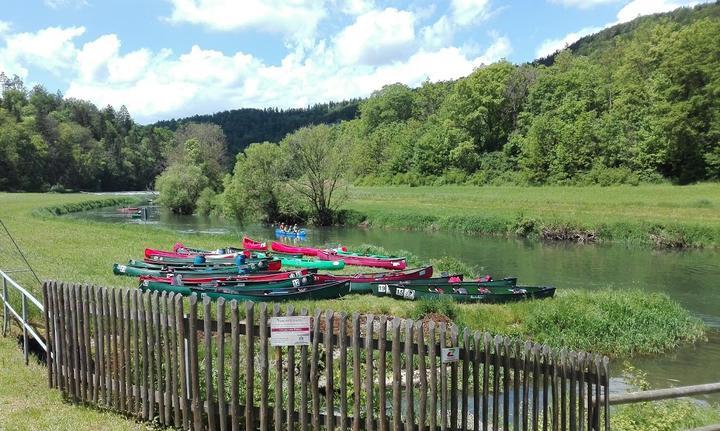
xmin=141 ymin=269 xmax=312 ymax=284
xmin=270 ymin=241 xmax=322 ymax=256
xmin=243 ymin=237 xmax=268 ymax=251
xmin=371 ymin=283 xmax=555 ymax=304
xmin=140 ymin=274 xmax=315 ymax=290
xmin=275 ymin=229 xmax=306 ymax=237
xmin=143 ymin=255 xmax=282 ymax=271
xmin=113 ymin=261 xmax=277 ymax=277
xmin=278 ymin=257 xmax=345 ymax=270
xmin=145 ymin=248 xmax=251 ymax=260
xmin=140 ymin=279 xmax=351 ymax=302
xmin=316 ymin=249 xmax=406 ymax=270
xmin=313 ymin=266 xmax=434 ymax=293
xmin=388 ymin=277 xmax=518 ymax=288
xmin=332 ymin=248 xmax=401 ymax=260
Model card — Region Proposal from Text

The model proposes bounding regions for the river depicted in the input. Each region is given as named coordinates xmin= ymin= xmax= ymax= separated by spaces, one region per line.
xmin=67 ymin=203 xmax=720 ymax=400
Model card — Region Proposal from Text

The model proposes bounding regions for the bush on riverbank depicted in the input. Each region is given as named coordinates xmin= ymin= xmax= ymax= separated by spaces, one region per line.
xmin=31 ymin=197 xmax=140 ymax=217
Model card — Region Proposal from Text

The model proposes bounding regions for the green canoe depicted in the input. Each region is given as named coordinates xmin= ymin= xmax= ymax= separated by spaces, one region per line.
xmin=140 ymin=280 xmax=351 ymax=302
xmin=141 ymin=274 xmax=314 ymax=293
xmin=389 ymin=277 xmax=518 ymax=287
xmin=113 ymin=262 xmax=271 ymax=277
xmin=253 ymin=252 xmax=345 ymax=270
xmin=371 ymin=283 xmax=555 ymax=304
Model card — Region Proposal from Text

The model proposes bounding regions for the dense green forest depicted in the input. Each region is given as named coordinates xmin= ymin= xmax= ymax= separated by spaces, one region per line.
xmin=154 ymin=100 xmax=360 ymax=155
xmin=0 ymin=73 xmax=174 ymax=191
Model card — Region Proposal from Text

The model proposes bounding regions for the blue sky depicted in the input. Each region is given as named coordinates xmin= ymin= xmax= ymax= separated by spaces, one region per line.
xmin=0 ymin=0 xmax=709 ymax=123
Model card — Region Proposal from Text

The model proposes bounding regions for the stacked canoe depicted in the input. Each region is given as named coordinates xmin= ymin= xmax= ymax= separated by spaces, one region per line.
xmin=111 ymin=237 xmax=555 ymax=303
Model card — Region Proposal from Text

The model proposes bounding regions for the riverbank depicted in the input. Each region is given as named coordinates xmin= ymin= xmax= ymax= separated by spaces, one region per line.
xmin=0 ymin=192 xmax=716 ymax=429
xmin=344 ymin=184 xmax=720 ymax=248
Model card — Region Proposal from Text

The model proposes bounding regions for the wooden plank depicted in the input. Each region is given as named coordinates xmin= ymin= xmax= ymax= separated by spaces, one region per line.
xmin=62 ymin=283 xmax=72 ymax=397
xmin=131 ymin=290 xmax=139 ymax=416
xmin=168 ymin=293 xmax=180 ymax=427
xmin=523 ymin=341 xmax=531 ymax=431
xmin=53 ymin=283 xmax=64 ymax=393
xmin=404 ymin=320 xmax=414 ymax=431
xmin=602 ymin=357 xmax=609 ymax=431
xmin=274 ymin=304 xmax=283 ymax=431
xmin=428 ymin=321 xmax=437 ymax=431
xmin=139 ymin=291 xmax=149 ymax=419
xmin=339 ymin=312 xmax=349 ymax=431
xmin=473 ymin=332 xmax=481 ymax=431
xmin=416 ymin=321 xmax=427 ymax=431
xmin=70 ymin=284 xmax=79 ymax=402
xmin=299 ymin=307 xmax=309 ymax=431
xmin=311 ymin=309 xmax=322 ymax=431
xmin=160 ymin=292 xmax=171 ymax=424
xmin=366 ymin=314 xmax=375 ymax=431
xmin=392 ymin=317 xmax=402 ymax=431
xmin=492 ymin=335 xmax=501 ymax=431
xmin=592 ymin=355 xmax=601 ymax=431
xmin=325 ymin=310 xmax=335 ymax=431
xmin=514 ymin=341 xmax=521 ymax=431
xmin=117 ymin=289 xmax=127 ymax=412
xmin=378 ymin=316 xmax=388 ymax=431
xmin=286 ymin=305 xmax=296 ymax=431
xmin=188 ymin=295 xmax=202 ymax=431
xmin=175 ymin=294 xmax=189 ymax=429
xmin=42 ymin=283 xmax=53 ymax=388
xmin=111 ymin=287 xmax=120 ymax=410
xmin=552 ymin=350 xmax=559 ymax=431
xmin=482 ymin=333 xmax=490 ymax=431
xmin=569 ymin=352 xmax=577 ymax=431
xmin=230 ymin=301 xmax=240 ymax=431
xmin=351 ymin=312 xmax=361 ymax=431
xmin=146 ymin=291 xmax=155 ymax=420
xmin=75 ymin=285 xmax=85 ymax=403
xmin=217 ymin=298 xmax=227 ymax=431
xmin=543 ymin=346 xmax=551 ymax=431
xmin=259 ymin=302 xmax=269 ymax=431
xmin=461 ymin=329 xmax=469 ymax=431
xmin=439 ymin=322 xmax=447 ymax=431
xmin=561 ymin=350 xmax=568 ymax=431
xmin=123 ymin=289 xmax=132 ymax=414
xmin=587 ymin=356 xmax=593 ymax=431
xmin=81 ymin=285 xmax=92 ymax=403
xmin=51 ymin=282 xmax=62 ymax=391
xmin=578 ymin=352 xmax=585 ymax=431
xmin=450 ymin=327 xmax=458 ymax=431
xmin=203 ymin=296 xmax=215 ymax=431
xmin=155 ymin=292 xmax=165 ymax=425
xmin=533 ymin=344 xmax=540 ymax=431
xmin=245 ymin=302 xmax=255 ymax=431
xmin=503 ymin=338 xmax=511 ymax=431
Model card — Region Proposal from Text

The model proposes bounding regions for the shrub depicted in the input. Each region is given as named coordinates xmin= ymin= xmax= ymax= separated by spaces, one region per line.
xmin=155 ymin=164 xmax=209 ymax=214
xmin=414 ymin=296 xmax=458 ymax=321
xmin=195 ymin=187 xmax=222 ymax=216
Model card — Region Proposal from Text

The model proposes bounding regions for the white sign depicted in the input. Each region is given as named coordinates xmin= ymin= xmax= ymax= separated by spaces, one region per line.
xmin=270 ymin=316 xmax=311 ymax=346
xmin=441 ymin=347 xmax=460 ymax=364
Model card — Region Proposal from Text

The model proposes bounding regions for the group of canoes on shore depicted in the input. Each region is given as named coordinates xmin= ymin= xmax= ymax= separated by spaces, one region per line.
xmin=112 ymin=237 xmax=556 ymax=303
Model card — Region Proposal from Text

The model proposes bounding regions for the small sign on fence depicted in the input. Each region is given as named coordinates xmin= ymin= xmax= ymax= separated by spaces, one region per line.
xmin=270 ymin=316 xmax=311 ymax=346
xmin=441 ymin=347 xmax=460 ymax=363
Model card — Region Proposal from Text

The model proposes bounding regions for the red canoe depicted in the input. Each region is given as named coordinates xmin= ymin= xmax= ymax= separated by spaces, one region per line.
xmin=270 ymin=241 xmax=322 ymax=256
xmin=140 ymin=269 xmax=312 ymax=284
xmin=315 ymin=249 xmax=406 ymax=270
xmin=243 ymin=237 xmax=268 ymax=251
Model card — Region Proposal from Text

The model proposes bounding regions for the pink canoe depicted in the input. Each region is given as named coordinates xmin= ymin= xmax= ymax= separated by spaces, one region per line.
xmin=270 ymin=241 xmax=322 ymax=256
xmin=315 ymin=249 xmax=407 ymax=270
xmin=144 ymin=248 xmax=249 ymax=260
xmin=243 ymin=237 xmax=268 ymax=251
xmin=139 ymin=269 xmax=311 ymax=284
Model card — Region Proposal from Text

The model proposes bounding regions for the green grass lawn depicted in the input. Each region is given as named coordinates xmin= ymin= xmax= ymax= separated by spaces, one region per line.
xmin=345 ymin=184 xmax=720 ymax=247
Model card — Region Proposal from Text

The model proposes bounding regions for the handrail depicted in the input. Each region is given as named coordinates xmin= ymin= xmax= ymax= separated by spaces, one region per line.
xmin=0 ymin=269 xmax=46 ymax=364
xmin=593 ymin=382 xmax=720 ymax=406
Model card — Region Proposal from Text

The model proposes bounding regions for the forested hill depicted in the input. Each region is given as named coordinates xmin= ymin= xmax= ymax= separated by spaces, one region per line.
xmin=154 ymin=100 xmax=359 ymax=154
xmin=536 ymin=1 xmax=720 ymax=66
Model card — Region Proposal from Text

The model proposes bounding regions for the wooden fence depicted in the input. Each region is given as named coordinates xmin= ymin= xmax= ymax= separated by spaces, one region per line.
xmin=43 ymin=281 xmax=610 ymax=430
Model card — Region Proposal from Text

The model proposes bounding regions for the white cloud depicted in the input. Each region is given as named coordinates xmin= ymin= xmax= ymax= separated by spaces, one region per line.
xmin=535 ymin=26 xmax=602 ymax=58
xmin=549 ymin=0 xmax=621 ymax=8
xmin=166 ymin=0 xmax=326 ymax=40
xmin=421 ymin=15 xmax=454 ymax=50
xmin=334 ymin=8 xmax=416 ymax=65
xmin=616 ymin=0 xmax=701 ymax=23
xmin=44 ymin=0 xmax=89 ymax=9
xmin=451 ymin=0 xmax=491 ymax=26
xmin=3 ymin=26 xmax=85 ymax=73
xmin=337 ymin=0 xmax=375 ymax=15
xmin=474 ymin=33 xmax=512 ymax=65
xmin=0 ymin=21 xmax=10 ymax=34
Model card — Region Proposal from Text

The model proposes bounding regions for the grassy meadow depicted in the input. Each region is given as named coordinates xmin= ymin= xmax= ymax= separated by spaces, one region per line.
xmin=345 ymin=184 xmax=720 ymax=247
xmin=0 ymin=191 xmax=716 ymax=430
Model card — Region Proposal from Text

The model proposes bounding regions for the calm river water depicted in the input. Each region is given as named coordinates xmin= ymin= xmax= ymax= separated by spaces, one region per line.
xmin=68 ymin=203 xmax=720 ymax=399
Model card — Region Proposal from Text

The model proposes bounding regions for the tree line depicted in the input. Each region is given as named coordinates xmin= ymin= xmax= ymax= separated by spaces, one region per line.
xmin=157 ymin=2 xmax=720 ymax=225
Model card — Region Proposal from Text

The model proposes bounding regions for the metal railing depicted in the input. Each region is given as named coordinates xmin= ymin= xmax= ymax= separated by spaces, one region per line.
xmin=1 ymin=269 xmax=46 ymax=364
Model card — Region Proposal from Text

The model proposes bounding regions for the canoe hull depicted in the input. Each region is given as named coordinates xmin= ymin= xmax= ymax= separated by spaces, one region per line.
xmin=371 ymin=283 xmax=555 ymax=304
